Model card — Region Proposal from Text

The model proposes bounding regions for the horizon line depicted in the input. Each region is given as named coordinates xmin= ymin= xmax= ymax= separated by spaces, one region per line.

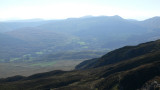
xmin=0 ymin=15 xmax=160 ymax=22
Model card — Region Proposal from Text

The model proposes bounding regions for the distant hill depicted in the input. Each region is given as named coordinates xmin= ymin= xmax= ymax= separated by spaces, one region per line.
xmin=2 ymin=27 xmax=107 ymax=62
xmin=0 ymin=33 xmax=32 ymax=60
xmin=139 ymin=16 xmax=160 ymax=29
xmin=1 ymin=39 xmax=160 ymax=90
xmin=0 ymin=21 xmax=47 ymax=33
xmin=6 ymin=27 xmax=72 ymax=47
xmin=38 ymin=15 xmax=160 ymax=49
xmin=1 ymin=15 xmax=160 ymax=62
xmin=6 ymin=18 xmax=44 ymax=22
xmin=1 ymin=16 xmax=160 ymax=90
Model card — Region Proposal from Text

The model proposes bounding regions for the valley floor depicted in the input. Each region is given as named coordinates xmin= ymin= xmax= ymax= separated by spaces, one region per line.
xmin=0 ymin=60 xmax=84 ymax=78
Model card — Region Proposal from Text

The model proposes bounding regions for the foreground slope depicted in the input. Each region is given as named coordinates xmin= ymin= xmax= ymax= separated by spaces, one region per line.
xmin=76 ymin=40 xmax=160 ymax=69
xmin=1 ymin=40 xmax=160 ymax=90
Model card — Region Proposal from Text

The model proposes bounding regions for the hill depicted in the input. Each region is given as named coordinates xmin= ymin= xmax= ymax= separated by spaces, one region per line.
xmin=38 ymin=15 xmax=152 ymax=49
xmin=0 ymin=33 xmax=32 ymax=61
xmin=76 ymin=40 xmax=160 ymax=69
xmin=2 ymin=27 xmax=107 ymax=62
xmin=0 ymin=20 xmax=47 ymax=33
xmin=1 ymin=39 xmax=160 ymax=90
xmin=1 ymin=16 xmax=160 ymax=62
xmin=139 ymin=16 xmax=160 ymax=29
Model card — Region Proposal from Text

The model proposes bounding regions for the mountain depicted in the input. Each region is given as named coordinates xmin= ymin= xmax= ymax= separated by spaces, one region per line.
xmin=6 ymin=27 xmax=72 ymax=47
xmin=76 ymin=40 xmax=160 ymax=69
xmin=1 ymin=27 xmax=77 ymax=61
xmin=0 ymin=33 xmax=32 ymax=61
xmin=1 ymin=39 xmax=160 ymax=90
xmin=1 ymin=15 xmax=160 ymax=64
xmin=139 ymin=16 xmax=160 ymax=29
xmin=1 ymin=27 xmax=108 ymax=63
xmin=38 ymin=15 xmax=160 ymax=49
xmin=0 ymin=16 xmax=160 ymax=63
xmin=0 ymin=20 xmax=47 ymax=33
xmin=6 ymin=18 xmax=44 ymax=22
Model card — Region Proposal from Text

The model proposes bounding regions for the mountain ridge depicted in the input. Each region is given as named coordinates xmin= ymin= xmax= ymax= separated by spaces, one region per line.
xmin=1 ymin=39 xmax=160 ymax=90
xmin=76 ymin=39 xmax=160 ymax=69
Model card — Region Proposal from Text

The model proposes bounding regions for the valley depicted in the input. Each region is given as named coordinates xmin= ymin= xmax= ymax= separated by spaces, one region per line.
xmin=1 ymin=39 xmax=160 ymax=90
xmin=0 ymin=15 xmax=160 ymax=90
xmin=0 ymin=60 xmax=84 ymax=78
xmin=1 ymin=16 xmax=160 ymax=63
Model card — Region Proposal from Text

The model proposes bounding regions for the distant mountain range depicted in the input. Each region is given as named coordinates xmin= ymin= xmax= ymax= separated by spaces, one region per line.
xmin=1 ymin=39 xmax=160 ymax=90
xmin=0 ymin=15 xmax=160 ymax=63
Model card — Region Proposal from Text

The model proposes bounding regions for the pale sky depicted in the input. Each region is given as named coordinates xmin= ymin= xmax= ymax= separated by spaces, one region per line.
xmin=0 ymin=0 xmax=160 ymax=21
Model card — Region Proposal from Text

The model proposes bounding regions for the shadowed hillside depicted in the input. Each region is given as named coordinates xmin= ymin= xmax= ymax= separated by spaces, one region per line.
xmin=1 ymin=40 xmax=160 ymax=90
xmin=76 ymin=40 xmax=160 ymax=69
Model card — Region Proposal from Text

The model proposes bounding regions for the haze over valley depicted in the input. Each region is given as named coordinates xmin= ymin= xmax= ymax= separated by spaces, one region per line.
xmin=1 ymin=0 xmax=160 ymax=90
xmin=0 ymin=15 xmax=160 ymax=78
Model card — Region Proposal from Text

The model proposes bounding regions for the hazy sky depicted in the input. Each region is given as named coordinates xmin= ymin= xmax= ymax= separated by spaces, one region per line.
xmin=0 ymin=0 xmax=160 ymax=21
